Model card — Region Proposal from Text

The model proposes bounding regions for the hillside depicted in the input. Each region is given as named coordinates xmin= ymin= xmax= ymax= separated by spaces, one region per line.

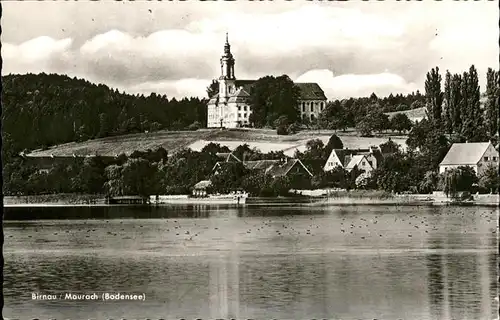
xmin=385 ymin=107 xmax=427 ymax=122
xmin=2 ymin=73 xmax=207 ymax=156
xmin=25 ymin=128 xmax=409 ymax=158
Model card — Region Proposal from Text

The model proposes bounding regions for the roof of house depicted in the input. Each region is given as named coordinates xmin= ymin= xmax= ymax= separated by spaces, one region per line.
xmin=243 ymin=159 xmax=280 ymax=172
xmin=330 ymin=149 xmax=358 ymax=167
xmin=327 ymin=146 xmax=383 ymax=168
xmin=440 ymin=142 xmax=492 ymax=166
xmin=215 ymin=152 xmax=241 ymax=162
xmin=241 ymin=158 xmax=313 ymax=177
xmin=267 ymin=159 xmax=313 ymax=177
xmin=194 ymin=180 xmax=212 ymax=189
xmin=345 ymin=155 xmax=366 ymax=170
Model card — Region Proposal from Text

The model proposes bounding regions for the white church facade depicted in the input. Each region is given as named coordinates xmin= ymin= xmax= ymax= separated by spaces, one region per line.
xmin=207 ymin=35 xmax=328 ymax=128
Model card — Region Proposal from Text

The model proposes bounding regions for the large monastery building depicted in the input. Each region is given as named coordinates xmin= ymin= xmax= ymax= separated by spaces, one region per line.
xmin=207 ymin=34 xmax=328 ymax=128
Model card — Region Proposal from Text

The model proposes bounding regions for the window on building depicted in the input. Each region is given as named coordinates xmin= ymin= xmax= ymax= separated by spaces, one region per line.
xmin=244 ymin=113 xmax=247 ymax=118
xmin=362 ymin=161 xmax=366 ymax=166
xmin=302 ymin=105 xmax=305 ymax=112
xmin=484 ymin=156 xmax=489 ymax=161
xmin=238 ymin=106 xmax=241 ymax=111
xmin=244 ymin=106 xmax=247 ymax=111
xmin=310 ymin=114 xmax=315 ymax=121
xmin=310 ymin=104 xmax=314 ymax=112
xmin=493 ymin=156 xmax=498 ymax=162
xmin=320 ymin=103 xmax=324 ymax=112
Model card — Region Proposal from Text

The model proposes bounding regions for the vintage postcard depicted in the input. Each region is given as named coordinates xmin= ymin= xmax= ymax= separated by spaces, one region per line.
xmin=1 ymin=1 xmax=498 ymax=319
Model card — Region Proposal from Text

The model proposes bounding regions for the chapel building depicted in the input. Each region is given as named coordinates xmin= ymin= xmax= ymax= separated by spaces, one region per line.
xmin=207 ymin=34 xmax=328 ymax=128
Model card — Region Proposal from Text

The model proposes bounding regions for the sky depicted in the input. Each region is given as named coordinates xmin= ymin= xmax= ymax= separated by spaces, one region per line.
xmin=2 ymin=1 xmax=498 ymax=100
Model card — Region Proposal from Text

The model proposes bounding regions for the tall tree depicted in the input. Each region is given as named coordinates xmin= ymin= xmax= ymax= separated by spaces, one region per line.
xmin=323 ymin=134 xmax=344 ymax=159
xmin=450 ymin=74 xmax=463 ymax=134
xmin=390 ymin=113 xmax=412 ymax=134
xmin=248 ymin=75 xmax=300 ymax=128
xmin=461 ymin=65 xmax=486 ymax=142
xmin=485 ymin=68 xmax=499 ymax=139
xmin=424 ymin=67 xmax=444 ymax=128
xmin=443 ymin=71 xmax=453 ymax=134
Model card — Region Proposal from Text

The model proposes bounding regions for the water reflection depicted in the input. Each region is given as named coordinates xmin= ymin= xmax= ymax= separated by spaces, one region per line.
xmin=3 ymin=205 xmax=498 ymax=319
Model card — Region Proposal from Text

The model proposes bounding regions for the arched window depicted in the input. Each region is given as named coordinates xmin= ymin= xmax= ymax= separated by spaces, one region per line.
xmin=310 ymin=114 xmax=315 ymax=121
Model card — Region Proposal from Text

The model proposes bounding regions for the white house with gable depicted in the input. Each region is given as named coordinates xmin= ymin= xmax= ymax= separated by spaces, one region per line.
xmin=439 ymin=142 xmax=499 ymax=176
xmin=323 ymin=146 xmax=383 ymax=173
xmin=345 ymin=154 xmax=374 ymax=173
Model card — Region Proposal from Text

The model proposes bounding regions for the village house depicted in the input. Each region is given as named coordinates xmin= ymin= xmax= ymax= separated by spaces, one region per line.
xmin=323 ymin=146 xmax=383 ymax=175
xmin=212 ymin=152 xmax=313 ymax=178
xmin=439 ymin=142 xmax=499 ymax=176
xmin=207 ymin=34 xmax=327 ymax=128
xmin=192 ymin=180 xmax=212 ymax=197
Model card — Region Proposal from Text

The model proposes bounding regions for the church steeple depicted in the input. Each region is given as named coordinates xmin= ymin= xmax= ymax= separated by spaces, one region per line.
xmin=220 ymin=32 xmax=235 ymax=80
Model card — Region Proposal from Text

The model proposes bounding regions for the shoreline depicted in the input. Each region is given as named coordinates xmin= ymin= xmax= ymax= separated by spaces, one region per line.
xmin=3 ymin=193 xmax=499 ymax=207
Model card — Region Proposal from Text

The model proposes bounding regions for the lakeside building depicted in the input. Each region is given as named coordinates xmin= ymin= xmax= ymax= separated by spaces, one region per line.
xmin=323 ymin=146 xmax=383 ymax=174
xmin=439 ymin=142 xmax=499 ymax=175
xmin=207 ymin=34 xmax=327 ymax=128
xmin=212 ymin=152 xmax=313 ymax=179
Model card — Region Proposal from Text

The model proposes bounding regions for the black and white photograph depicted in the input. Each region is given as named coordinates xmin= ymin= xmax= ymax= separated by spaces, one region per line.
xmin=1 ymin=1 xmax=499 ymax=319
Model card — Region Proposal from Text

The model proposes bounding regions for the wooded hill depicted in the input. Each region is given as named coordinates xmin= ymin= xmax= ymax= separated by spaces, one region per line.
xmin=2 ymin=73 xmax=207 ymax=158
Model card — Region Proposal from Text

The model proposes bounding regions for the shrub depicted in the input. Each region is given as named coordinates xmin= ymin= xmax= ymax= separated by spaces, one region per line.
xmin=277 ymin=125 xmax=289 ymax=135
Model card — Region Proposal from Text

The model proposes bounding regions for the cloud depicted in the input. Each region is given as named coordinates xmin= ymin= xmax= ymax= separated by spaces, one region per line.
xmin=1 ymin=36 xmax=74 ymax=74
xmin=296 ymin=69 xmax=419 ymax=100
xmin=1 ymin=1 xmax=497 ymax=99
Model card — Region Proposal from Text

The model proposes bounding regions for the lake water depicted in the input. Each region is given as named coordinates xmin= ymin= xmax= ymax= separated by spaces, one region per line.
xmin=3 ymin=204 xmax=499 ymax=319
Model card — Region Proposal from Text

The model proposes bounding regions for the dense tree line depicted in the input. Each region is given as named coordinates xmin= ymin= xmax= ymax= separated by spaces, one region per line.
xmin=4 ymin=134 xmax=498 ymax=197
xmin=2 ymin=73 xmax=207 ymax=158
xmin=3 ymin=142 xmax=306 ymax=197
xmin=3 ymin=67 xmax=498 ymax=198
xmin=437 ymin=65 xmax=498 ymax=142
xmin=316 ymin=93 xmax=421 ymax=135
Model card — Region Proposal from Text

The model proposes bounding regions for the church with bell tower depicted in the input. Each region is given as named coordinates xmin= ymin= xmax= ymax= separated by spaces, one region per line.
xmin=207 ymin=34 xmax=328 ymax=128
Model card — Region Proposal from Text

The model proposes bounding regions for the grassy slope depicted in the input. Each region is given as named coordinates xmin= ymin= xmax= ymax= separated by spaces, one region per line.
xmin=26 ymin=128 xmax=409 ymax=157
